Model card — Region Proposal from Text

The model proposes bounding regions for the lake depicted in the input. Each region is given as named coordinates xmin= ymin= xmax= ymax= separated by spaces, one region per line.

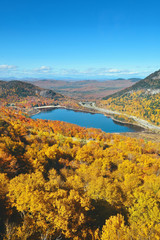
xmin=31 ymin=108 xmax=142 ymax=133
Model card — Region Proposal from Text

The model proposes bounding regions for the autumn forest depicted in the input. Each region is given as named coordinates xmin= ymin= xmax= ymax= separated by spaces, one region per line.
xmin=0 ymin=106 xmax=160 ymax=240
xmin=0 ymin=72 xmax=160 ymax=240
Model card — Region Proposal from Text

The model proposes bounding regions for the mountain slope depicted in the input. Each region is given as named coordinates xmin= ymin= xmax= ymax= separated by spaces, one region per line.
xmin=99 ymin=70 xmax=160 ymax=126
xmin=103 ymin=69 xmax=160 ymax=100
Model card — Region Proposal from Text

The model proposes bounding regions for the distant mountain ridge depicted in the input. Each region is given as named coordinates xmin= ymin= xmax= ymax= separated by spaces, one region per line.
xmin=0 ymin=80 xmax=63 ymax=99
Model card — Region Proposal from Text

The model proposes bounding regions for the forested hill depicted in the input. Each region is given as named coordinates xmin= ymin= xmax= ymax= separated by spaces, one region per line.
xmin=0 ymin=80 xmax=82 ymax=113
xmin=103 ymin=69 xmax=160 ymax=100
xmin=0 ymin=80 xmax=63 ymax=99
xmin=99 ymin=70 xmax=160 ymax=126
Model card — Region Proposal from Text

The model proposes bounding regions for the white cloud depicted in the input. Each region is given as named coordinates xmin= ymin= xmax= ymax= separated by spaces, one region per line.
xmin=34 ymin=66 xmax=52 ymax=72
xmin=31 ymin=66 xmax=53 ymax=74
xmin=0 ymin=64 xmax=153 ymax=79
xmin=60 ymin=67 xmax=139 ymax=76
xmin=0 ymin=65 xmax=17 ymax=70
xmin=38 ymin=66 xmax=52 ymax=71
xmin=108 ymin=69 xmax=120 ymax=73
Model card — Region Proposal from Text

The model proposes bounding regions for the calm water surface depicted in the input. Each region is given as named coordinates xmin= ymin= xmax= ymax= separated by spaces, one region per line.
xmin=31 ymin=108 xmax=141 ymax=133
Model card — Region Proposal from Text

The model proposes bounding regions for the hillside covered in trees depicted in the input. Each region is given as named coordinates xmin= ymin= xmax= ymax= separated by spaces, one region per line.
xmin=0 ymin=80 xmax=63 ymax=99
xmin=0 ymin=80 xmax=82 ymax=114
xmin=0 ymin=107 xmax=160 ymax=239
xmin=99 ymin=70 xmax=160 ymax=126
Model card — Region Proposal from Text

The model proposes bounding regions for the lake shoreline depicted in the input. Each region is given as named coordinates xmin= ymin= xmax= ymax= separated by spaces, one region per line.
xmin=28 ymin=102 xmax=160 ymax=134
xmin=79 ymin=102 xmax=160 ymax=133
xmin=30 ymin=104 xmax=145 ymax=133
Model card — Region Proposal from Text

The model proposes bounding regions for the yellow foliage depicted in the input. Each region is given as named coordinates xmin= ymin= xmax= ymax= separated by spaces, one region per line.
xmin=101 ymin=214 xmax=130 ymax=240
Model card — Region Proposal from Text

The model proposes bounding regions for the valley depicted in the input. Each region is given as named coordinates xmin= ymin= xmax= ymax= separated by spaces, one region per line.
xmin=1 ymin=72 xmax=159 ymax=136
xmin=0 ymin=70 xmax=160 ymax=239
xmin=30 ymin=78 xmax=139 ymax=100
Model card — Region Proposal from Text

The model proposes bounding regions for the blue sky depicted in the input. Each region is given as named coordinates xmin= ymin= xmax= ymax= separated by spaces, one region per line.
xmin=0 ymin=0 xmax=160 ymax=79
